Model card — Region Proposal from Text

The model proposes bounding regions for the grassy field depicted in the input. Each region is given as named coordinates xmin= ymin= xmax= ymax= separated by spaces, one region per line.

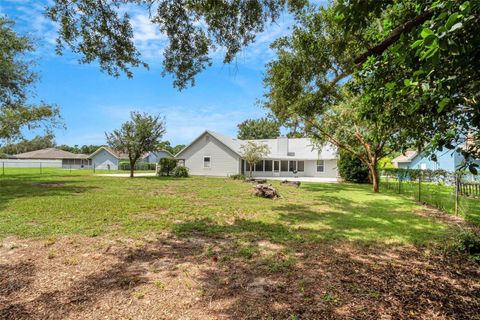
xmin=0 ymin=169 xmax=455 ymax=244
xmin=380 ymin=179 xmax=480 ymax=225
xmin=1 ymin=169 xmax=479 ymax=319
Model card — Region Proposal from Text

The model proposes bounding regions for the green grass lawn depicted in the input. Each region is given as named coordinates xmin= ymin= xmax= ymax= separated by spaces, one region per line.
xmin=380 ymin=179 xmax=480 ymax=225
xmin=0 ymin=169 xmax=458 ymax=246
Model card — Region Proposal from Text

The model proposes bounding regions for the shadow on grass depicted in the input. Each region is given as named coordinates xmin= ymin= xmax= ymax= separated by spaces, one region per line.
xmin=1 ymin=236 xmax=478 ymax=319
xmin=172 ymin=187 xmax=449 ymax=245
xmin=0 ymin=178 xmax=97 ymax=211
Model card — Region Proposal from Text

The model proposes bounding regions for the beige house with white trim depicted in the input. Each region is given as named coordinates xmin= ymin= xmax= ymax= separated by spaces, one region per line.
xmin=175 ymin=131 xmax=339 ymax=179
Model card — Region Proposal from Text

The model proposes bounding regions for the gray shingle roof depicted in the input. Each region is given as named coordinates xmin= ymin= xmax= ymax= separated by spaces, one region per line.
xmin=12 ymin=148 xmax=89 ymax=160
xmin=392 ymin=150 xmax=418 ymax=163
xmin=178 ymin=130 xmax=337 ymax=160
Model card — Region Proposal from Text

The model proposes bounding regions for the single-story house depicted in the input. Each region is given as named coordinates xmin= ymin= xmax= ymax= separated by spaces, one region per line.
xmin=89 ymin=147 xmax=172 ymax=170
xmin=175 ymin=130 xmax=339 ymax=178
xmin=12 ymin=148 xmax=91 ymax=168
xmin=392 ymin=148 xmax=480 ymax=171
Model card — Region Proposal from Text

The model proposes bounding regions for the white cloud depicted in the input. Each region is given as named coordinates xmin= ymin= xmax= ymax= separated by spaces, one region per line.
xmin=3 ymin=0 xmax=59 ymax=54
xmin=99 ymin=104 xmax=265 ymax=145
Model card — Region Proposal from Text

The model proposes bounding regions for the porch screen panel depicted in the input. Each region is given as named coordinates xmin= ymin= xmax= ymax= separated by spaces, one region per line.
xmin=264 ymin=160 xmax=272 ymax=171
xmin=280 ymin=160 xmax=288 ymax=172
xmin=274 ymin=161 xmax=279 ymax=171
xmin=297 ymin=161 xmax=304 ymax=172
xmin=289 ymin=161 xmax=296 ymax=172
xmin=254 ymin=160 xmax=264 ymax=172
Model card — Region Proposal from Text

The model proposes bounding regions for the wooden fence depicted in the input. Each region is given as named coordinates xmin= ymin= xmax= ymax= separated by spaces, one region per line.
xmin=458 ymin=181 xmax=480 ymax=199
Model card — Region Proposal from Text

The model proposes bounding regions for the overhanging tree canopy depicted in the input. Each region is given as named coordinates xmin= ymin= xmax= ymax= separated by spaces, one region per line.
xmin=0 ymin=18 xmax=60 ymax=143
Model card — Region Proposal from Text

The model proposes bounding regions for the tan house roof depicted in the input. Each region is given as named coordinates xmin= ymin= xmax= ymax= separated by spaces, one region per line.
xmin=392 ymin=150 xmax=418 ymax=163
xmin=12 ymin=148 xmax=89 ymax=160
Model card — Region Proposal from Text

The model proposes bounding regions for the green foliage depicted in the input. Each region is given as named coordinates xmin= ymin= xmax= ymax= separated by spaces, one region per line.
xmin=106 ymin=112 xmax=166 ymax=177
xmin=158 ymin=141 xmax=185 ymax=156
xmin=0 ymin=134 xmax=55 ymax=155
xmin=378 ymin=157 xmax=394 ymax=169
xmin=57 ymin=144 xmax=102 ymax=155
xmin=237 ymin=117 xmax=280 ymax=140
xmin=230 ymin=174 xmax=247 ymax=180
xmin=158 ymin=158 xmax=177 ymax=176
xmin=239 ymin=141 xmax=270 ymax=177
xmin=0 ymin=18 xmax=60 ymax=142
xmin=338 ymin=150 xmax=370 ymax=183
xmin=118 ymin=161 xmax=156 ymax=171
xmin=448 ymin=230 xmax=480 ymax=262
xmin=172 ymin=165 xmax=189 ymax=177
xmin=46 ymin=0 xmax=307 ymax=89
xmin=264 ymin=0 xmax=480 ymax=175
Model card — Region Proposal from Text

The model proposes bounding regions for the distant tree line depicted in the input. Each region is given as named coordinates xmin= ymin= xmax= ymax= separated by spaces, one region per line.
xmin=0 ymin=132 xmax=184 ymax=158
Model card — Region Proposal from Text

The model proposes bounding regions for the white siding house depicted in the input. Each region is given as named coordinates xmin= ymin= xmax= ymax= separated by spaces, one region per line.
xmin=89 ymin=147 xmax=172 ymax=170
xmin=90 ymin=147 xmax=121 ymax=170
xmin=176 ymin=131 xmax=339 ymax=179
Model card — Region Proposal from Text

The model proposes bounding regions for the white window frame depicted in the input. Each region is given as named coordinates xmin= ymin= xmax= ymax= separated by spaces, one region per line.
xmin=297 ymin=161 xmax=305 ymax=172
xmin=203 ymin=156 xmax=211 ymax=168
xmin=316 ymin=160 xmax=325 ymax=172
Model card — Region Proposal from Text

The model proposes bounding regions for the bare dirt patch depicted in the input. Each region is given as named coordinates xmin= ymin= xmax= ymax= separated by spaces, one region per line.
xmin=0 ymin=235 xmax=478 ymax=320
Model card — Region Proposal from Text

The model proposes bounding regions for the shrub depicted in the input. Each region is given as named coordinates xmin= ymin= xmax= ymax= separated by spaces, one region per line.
xmin=119 ymin=161 xmax=156 ymax=171
xmin=172 ymin=166 xmax=189 ymax=177
xmin=449 ymin=230 xmax=480 ymax=262
xmin=230 ymin=174 xmax=246 ymax=180
xmin=337 ymin=150 xmax=370 ymax=183
xmin=158 ymin=158 xmax=177 ymax=176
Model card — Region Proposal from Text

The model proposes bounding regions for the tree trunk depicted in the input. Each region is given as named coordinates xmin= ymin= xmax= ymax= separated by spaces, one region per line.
xmin=249 ymin=165 xmax=253 ymax=178
xmin=371 ymin=168 xmax=379 ymax=193
xmin=368 ymin=160 xmax=379 ymax=193
xmin=130 ymin=160 xmax=135 ymax=178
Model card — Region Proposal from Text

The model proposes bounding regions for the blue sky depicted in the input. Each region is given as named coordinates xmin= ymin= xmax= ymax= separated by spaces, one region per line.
xmin=1 ymin=0 xmax=296 ymax=146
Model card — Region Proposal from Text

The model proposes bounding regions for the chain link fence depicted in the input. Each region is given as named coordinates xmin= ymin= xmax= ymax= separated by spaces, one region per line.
xmin=380 ymin=169 xmax=480 ymax=221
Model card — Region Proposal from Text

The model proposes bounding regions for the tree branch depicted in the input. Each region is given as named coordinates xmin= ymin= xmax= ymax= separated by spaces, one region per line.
xmin=332 ymin=10 xmax=434 ymax=85
xmin=353 ymin=10 xmax=434 ymax=65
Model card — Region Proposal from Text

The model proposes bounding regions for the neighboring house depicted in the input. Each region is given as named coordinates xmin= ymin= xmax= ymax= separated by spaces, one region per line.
xmin=11 ymin=148 xmax=91 ymax=168
xmin=392 ymin=148 xmax=480 ymax=171
xmin=143 ymin=150 xmax=173 ymax=163
xmin=175 ymin=130 xmax=338 ymax=179
xmin=89 ymin=147 xmax=172 ymax=170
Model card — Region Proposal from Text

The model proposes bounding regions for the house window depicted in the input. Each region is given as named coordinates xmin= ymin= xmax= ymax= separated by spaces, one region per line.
xmin=289 ymin=161 xmax=296 ymax=172
xmin=280 ymin=160 xmax=288 ymax=172
xmin=297 ymin=161 xmax=304 ymax=172
xmin=203 ymin=156 xmax=211 ymax=168
xmin=316 ymin=160 xmax=325 ymax=172
xmin=264 ymin=160 xmax=272 ymax=171
xmin=254 ymin=160 xmax=264 ymax=172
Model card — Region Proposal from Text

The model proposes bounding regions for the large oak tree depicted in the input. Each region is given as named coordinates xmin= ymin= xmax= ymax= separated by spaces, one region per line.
xmin=0 ymin=18 xmax=60 ymax=144
xmin=46 ymin=0 xmax=479 ymax=168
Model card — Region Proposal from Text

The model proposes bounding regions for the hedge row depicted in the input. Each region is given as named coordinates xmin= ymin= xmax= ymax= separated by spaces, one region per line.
xmin=118 ymin=161 xmax=157 ymax=171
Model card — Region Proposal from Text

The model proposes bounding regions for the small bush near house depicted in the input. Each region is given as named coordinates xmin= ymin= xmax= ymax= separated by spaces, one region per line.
xmin=338 ymin=150 xmax=370 ymax=183
xmin=172 ymin=166 xmax=189 ymax=177
xmin=230 ymin=174 xmax=246 ymax=180
xmin=158 ymin=158 xmax=177 ymax=176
